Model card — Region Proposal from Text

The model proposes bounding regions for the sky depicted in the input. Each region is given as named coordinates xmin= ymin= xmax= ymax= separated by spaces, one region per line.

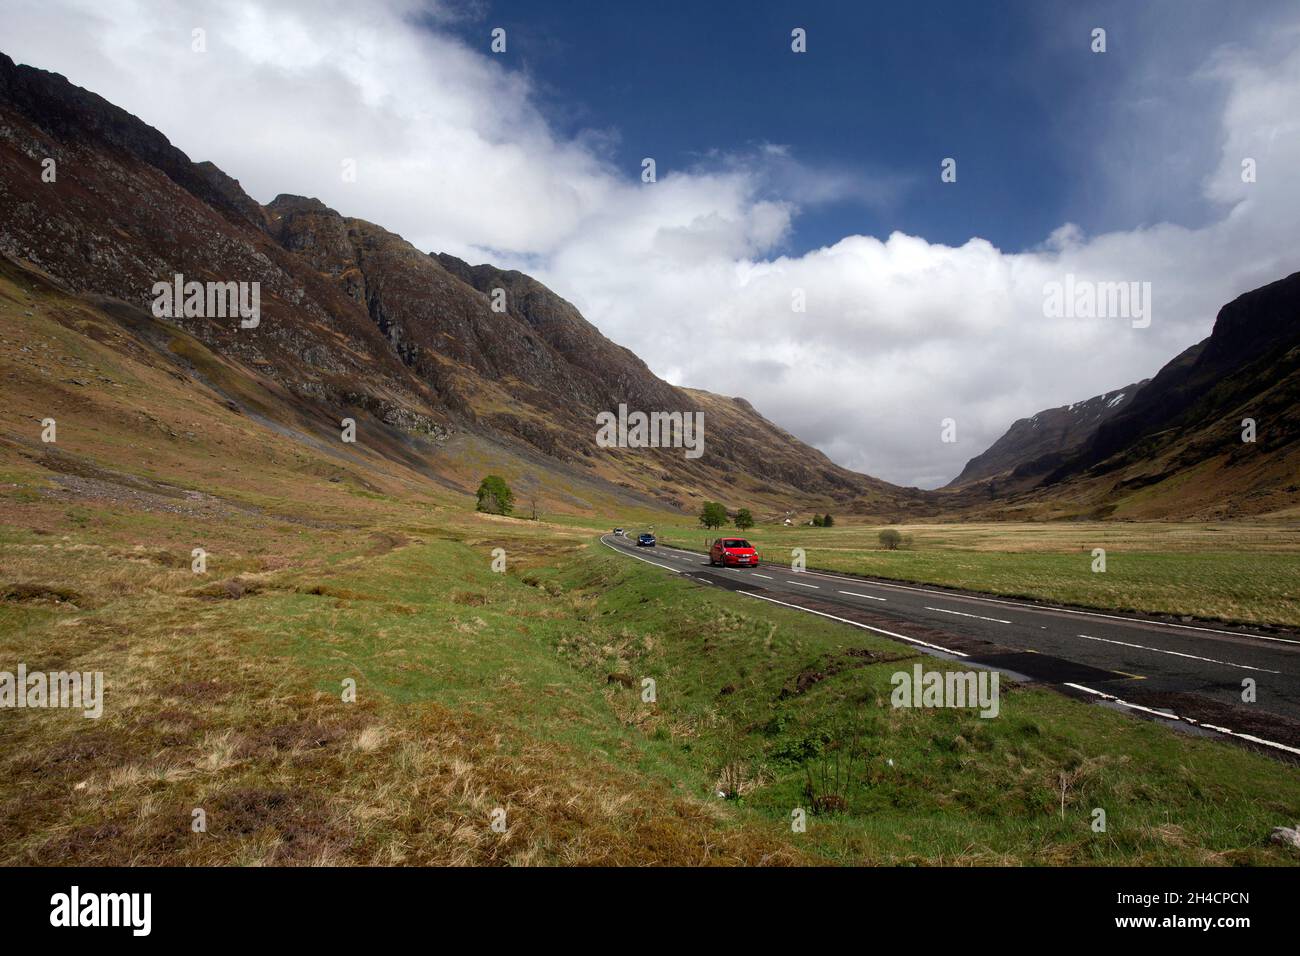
xmin=4 ymin=0 xmax=1299 ymax=487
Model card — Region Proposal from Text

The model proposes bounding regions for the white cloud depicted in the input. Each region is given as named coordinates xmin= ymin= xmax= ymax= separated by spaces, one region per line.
xmin=5 ymin=0 xmax=1299 ymax=486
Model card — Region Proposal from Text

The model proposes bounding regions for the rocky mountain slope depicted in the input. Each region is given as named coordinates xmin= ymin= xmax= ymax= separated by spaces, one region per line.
xmin=0 ymin=51 xmax=927 ymax=517
xmin=1037 ymin=271 xmax=1300 ymax=517
xmin=951 ymin=272 xmax=1300 ymax=519
xmin=948 ymin=381 xmax=1146 ymax=487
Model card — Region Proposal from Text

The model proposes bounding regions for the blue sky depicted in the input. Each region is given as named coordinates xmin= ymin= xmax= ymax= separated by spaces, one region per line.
xmin=8 ymin=0 xmax=1300 ymax=486
xmin=440 ymin=0 xmax=1275 ymax=257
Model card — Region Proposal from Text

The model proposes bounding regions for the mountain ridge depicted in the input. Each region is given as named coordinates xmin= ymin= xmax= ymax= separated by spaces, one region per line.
xmin=948 ymin=380 xmax=1147 ymax=488
xmin=0 ymin=51 xmax=928 ymax=517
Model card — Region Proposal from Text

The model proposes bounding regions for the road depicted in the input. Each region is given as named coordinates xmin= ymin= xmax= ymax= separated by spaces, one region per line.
xmin=600 ymin=534 xmax=1300 ymax=759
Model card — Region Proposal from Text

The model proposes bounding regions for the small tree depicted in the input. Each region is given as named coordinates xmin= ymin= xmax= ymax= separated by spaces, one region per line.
xmin=734 ymin=508 xmax=754 ymax=531
xmin=878 ymin=528 xmax=902 ymax=550
xmin=476 ymin=475 xmax=514 ymax=515
xmin=699 ymin=501 xmax=729 ymax=529
xmin=812 ymin=514 xmax=824 ymax=527
xmin=823 ymin=514 xmax=834 ymax=527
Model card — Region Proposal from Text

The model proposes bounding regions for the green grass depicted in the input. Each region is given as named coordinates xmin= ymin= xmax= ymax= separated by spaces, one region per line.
xmin=7 ymin=514 xmax=1294 ymax=866
xmin=644 ymin=520 xmax=1300 ymax=629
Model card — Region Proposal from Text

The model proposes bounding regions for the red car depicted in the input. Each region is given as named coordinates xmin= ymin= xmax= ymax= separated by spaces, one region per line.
xmin=709 ymin=537 xmax=759 ymax=567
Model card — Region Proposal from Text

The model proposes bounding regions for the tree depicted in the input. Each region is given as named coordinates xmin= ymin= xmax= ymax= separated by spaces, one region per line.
xmin=823 ymin=514 xmax=834 ymax=527
xmin=734 ymin=508 xmax=754 ymax=531
xmin=699 ymin=501 xmax=729 ymax=529
xmin=878 ymin=528 xmax=902 ymax=550
xmin=812 ymin=514 xmax=824 ymax=527
xmin=475 ymin=475 xmax=514 ymax=515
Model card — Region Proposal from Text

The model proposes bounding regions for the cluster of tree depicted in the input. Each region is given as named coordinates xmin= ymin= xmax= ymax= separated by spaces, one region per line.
xmin=698 ymin=503 xmax=755 ymax=530
xmin=699 ymin=501 xmax=728 ymax=529
xmin=811 ymin=513 xmax=834 ymax=527
xmin=475 ymin=475 xmax=514 ymax=515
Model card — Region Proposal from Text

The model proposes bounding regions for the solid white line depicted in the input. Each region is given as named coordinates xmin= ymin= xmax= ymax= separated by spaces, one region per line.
xmin=610 ymin=537 xmax=1300 ymax=757
xmin=600 ymin=536 xmax=680 ymax=573
xmin=1077 ymin=633 xmax=1281 ymax=674
xmin=1064 ymin=682 xmax=1300 ymax=756
xmin=838 ymin=590 xmax=887 ymax=602
xmin=659 ymin=544 xmax=1300 ymax=646
xmin=787 ymin=580 xmax=820 ymax=589
xmin=737 ymin=591 xmax=968 ymax=657
xmin=925 ymin=606 xmax=1011 ymax=625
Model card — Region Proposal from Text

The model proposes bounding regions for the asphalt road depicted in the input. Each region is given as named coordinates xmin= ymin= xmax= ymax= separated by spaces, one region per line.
xmin=600 ymin=534 xmax=1300 ymax=759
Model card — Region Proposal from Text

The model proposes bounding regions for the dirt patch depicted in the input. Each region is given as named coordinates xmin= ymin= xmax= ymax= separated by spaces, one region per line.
xmin=38 ymin=821 xmax=125 ymax=859
xmin=158 ymin=679 xmax=233 ymax=703
xmin=779 ymin=647 xmax=908 ymax=700
xmin=367 ymin=531 xmax=410 ymax=555
xmin=8 ymin=728 xmax=125 ymax=777
xmin=187 ymin=577 xmax=264 ymax=600
xmin=1 ymin=581 xmax=82 ymax=604
xmin=208 ymin=786 xmax=348 ymax=863
xmin=296 ymin=584 xmax=373 ymax=601
xmin=235 ymin=717 xmax=363 ymax=760
xmin=452 ymin=591 xmax=487 ymax=606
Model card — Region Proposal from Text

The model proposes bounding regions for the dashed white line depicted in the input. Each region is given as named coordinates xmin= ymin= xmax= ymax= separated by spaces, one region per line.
xmin=607 ymin=537 xmax=1299 ymax=757
xmin=925 ymin=606 xmax=1011 ymax=625
xmin=1077 ymin=634 xmax=1281 ymax=674
xmin=751 ymin=573 xmax=772 ymax=579
xmin=654 ymin=542 xmax=1299 ymax=646
xmin=838 ymin=590 xmax=886 ymax=602
xmin=780 ymin=565 xmax=1300 ymax=645
xmin=787 ymin=580 xmax=820 ymax=589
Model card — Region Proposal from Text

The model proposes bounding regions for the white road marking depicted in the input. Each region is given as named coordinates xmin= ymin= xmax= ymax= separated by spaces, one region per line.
xmin=925 ymin=606 xmax=1011 ymax=625
xmin=600 ymin=536 xmax=680 ymax=573
xmin=656 ymin=543 xmax=1300 ymax=646
xmin=609 ymin=536 xmax=1300 ymax=756
xmin=838 ymin=590 xmax=886 ymax=602
xmin=1077 ymin=634 xmax=1281 ymax=674
xmin=787 ymin=580 xmax=820 ymax=589
xmin=738 ymin=591 xmax=967 ymax=657
xmin=751 ymin=573 xmax=772 ymax=579
xmin=1064 ymin=682 xmax=1300 ymax=756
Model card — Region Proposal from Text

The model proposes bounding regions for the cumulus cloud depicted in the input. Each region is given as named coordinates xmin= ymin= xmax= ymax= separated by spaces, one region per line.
xmin=5 ymin=0 xmax=1299 ymax=486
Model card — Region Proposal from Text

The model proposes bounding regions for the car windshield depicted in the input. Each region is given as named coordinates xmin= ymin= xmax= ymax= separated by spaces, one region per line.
xmin=722 ymin=539 xmax=751 ymax=548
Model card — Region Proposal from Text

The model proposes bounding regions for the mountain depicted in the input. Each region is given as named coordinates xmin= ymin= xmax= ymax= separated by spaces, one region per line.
xmin=1036 ymin=271 xmax=1300 ymax=517
xmin=950 ymin=272 xmax=1300 ymax=519
xmin=0 ymin=52 xmax=928 ymax=518
xmin=947 ymin=381 xmax=1146 ymax=488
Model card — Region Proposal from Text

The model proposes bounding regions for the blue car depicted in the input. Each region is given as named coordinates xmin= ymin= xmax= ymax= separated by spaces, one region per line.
xmin=636 ymin=533 xmax=656 ymax=547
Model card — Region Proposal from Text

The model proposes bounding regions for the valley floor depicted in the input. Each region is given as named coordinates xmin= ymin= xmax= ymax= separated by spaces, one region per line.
xmin=2 ymin=497 xmax=1298 ymax=865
